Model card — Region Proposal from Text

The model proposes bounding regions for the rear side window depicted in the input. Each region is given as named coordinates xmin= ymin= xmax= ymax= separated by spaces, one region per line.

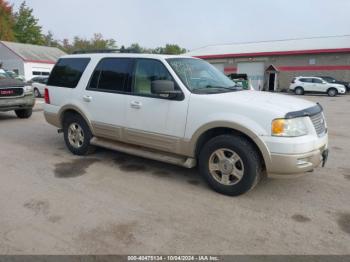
xmin=47 ymin=58 xmax=90 ymax=88
xmin=88 ymin=58 xmax=134 ymax=93
xmin=299 ymin=78 xmax=312 ymax=83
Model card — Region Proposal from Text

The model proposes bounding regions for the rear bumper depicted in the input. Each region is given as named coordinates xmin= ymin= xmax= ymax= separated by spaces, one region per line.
xmin=0 ymin=94 xmax=35 ymax=112
xmin=44 ymin=111 xmax=61 ymax=128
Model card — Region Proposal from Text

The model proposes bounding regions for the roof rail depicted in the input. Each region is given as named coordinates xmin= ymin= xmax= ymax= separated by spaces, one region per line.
xmin=72 ymin=49 xmax=121 ymax=54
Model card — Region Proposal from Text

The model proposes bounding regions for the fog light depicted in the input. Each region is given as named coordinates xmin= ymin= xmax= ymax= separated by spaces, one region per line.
xmin=297 ymin=159 xmax=309 ymax=166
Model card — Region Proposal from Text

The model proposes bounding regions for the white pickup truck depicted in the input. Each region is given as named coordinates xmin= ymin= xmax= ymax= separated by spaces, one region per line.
xmin=44 ymin=54 xmax=329 ymax=196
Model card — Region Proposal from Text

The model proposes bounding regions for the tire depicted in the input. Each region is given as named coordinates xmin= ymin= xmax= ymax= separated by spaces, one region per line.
xmin=34 ymin=88 xmax=40 ymax=98
xmin=198 ymin=134 xmax=263 ymax=196
xmin=63 ymin=113 xmax=94 ymax=155
xmin=327 ymin=88 xmax=337 ymax=97
xmin=294 ymin=87 xmax=304 ymax=95
xmin=15 ymin=108 xmax=32 ymax=119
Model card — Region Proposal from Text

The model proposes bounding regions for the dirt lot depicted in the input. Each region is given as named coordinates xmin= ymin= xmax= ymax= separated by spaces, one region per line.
xmin=0 ymin=95 xmax=349 ymax=255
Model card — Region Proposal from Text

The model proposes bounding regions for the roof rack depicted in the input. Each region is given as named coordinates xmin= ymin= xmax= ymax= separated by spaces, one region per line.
xmin=72 ymin=49 xmax=121 ymax=54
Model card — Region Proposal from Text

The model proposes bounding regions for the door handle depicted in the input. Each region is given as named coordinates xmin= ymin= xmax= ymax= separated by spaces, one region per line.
xmin=130 ymin=101 xmax=142 ymax=109
xmin=83 ymin=95 xmax=92 ymax=102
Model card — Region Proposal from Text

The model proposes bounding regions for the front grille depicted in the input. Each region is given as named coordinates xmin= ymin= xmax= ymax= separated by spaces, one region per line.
xmin=0 ymin=88 xmax=24 ymax=98
xmin=310 ymin=113 xmax=327 ymax=136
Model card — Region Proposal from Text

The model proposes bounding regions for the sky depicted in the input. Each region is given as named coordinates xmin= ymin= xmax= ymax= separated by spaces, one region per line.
xmin=8 ymin=0 xmax=350 ymax=50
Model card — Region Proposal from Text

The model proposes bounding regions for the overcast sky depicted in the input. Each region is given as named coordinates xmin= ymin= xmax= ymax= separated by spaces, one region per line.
xmin=8 ymin=0 xmax=350 ymax=50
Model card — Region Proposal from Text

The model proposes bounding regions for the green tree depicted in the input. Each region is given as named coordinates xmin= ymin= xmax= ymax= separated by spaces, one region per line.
xmin=125 ymin=43 xmax=143 ymax=53
xmin=61 ymin=33 xmax=117 ymax=54
xmin=13 ymin=1 xmax=44 ymax=44
xmin=0 ymin=0 xmax=15 ymax=41
xmin=43 ymin=30 xmax=61 ymax=48
xmin=160 ymin=44 xmax=187 ymax=55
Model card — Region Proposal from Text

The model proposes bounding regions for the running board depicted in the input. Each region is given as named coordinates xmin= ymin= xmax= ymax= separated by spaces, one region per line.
xmin=90 ymin=137 xmax=196 ymax=168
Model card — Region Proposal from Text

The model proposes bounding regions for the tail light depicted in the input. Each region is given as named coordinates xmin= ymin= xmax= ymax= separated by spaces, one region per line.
xmin=291 ymin=78 xmax=296 ymax=83
xmin=44 ymin=88 xmax=50 ymax=104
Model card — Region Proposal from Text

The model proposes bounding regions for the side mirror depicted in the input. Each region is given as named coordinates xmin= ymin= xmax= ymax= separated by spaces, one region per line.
xmin=151 ymin=80 xmax=182 ymax=99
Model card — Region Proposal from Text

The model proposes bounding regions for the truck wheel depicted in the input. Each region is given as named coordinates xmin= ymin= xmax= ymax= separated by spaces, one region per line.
xmin=15 ymin=108 xmax=32 ymax=119
xmin=34 ymin=88 xmax=40 ymax=98
xmin=199 ymin=134 xmax=262 ymax=196
xmin=327 ymin=88 xmax=337 ymax=97
xmin=63 ymin=114 xmax=94 ymax=155
xmin=294 ymin=87 xmax=304 ymax=95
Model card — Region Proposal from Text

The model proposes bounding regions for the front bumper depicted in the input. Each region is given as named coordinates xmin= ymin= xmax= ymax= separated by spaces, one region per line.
xmin=267 ymin=145 xmax=328 ymax=178
xmin=0 ymin=94 xmax=35 ymax=112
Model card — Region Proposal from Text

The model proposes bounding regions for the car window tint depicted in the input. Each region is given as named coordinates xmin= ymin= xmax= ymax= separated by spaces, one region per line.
xmin=312 ymin=78 xmax=323 ymax=83
xmin=89 ymin=58 xmax=134 ymax=92
xmin=133 ymin=59 xmax=174 ymax=95
xmin=300 ymin=78 xmax=312 ymax=83
xmin=47 ymin=58 xmax=90 ymax=88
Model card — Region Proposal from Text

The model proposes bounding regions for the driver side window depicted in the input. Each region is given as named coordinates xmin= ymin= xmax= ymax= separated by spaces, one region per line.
xmin=133 ymin=59 xmax=174 ymax=95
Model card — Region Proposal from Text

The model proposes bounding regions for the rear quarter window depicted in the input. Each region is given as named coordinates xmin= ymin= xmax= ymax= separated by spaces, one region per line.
xmin=47 ymin=58 xmax=90 ymax=88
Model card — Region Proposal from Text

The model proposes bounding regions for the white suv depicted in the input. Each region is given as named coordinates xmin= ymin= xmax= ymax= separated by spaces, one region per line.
xmin=290 ymin=76 xmax=346 ymax=97
xmin=44 ymin=54 xmax=329 ymax=196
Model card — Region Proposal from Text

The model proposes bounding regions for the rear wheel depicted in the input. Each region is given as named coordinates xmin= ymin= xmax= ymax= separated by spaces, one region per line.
xmin=327 ymin=88 xmax=337 ymax=97
xmin=199 ymin=134 xmax=263 ymax=196
xmin=294 ymin=87 xmax=304 ymax=95
xmin=63 ymin=114 xmax=94 ymax=155
xmin=33 ymin=88 xmax=40 ymax=98
xmin=15 ymin=108 xmax=32 ymax=119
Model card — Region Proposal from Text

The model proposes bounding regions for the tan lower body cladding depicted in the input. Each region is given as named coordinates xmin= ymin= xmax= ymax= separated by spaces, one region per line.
xmin=91 ymin=121 xmax=193 ymax=157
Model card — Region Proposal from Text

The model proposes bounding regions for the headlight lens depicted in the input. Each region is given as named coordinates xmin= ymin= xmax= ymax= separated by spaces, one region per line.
xmin=23 ymin=86 xmax=33 ymax=94
xmin=272 ymin=117 xmax=309 ymax=137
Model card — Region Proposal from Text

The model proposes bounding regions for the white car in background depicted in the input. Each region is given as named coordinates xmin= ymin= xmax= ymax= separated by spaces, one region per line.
xmin=31 ymin=77 xmax=48 ymax=97
xmin=289 ymin=76 xmax=346 ymax=97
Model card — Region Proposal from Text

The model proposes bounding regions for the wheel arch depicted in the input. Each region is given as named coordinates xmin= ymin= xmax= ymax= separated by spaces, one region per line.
xmin=327 ymin=87 xmax=337 ymax=92
xmin=58 ymin=105 xmax=94 ymax=133
xmin=190 ymin=122 xmax=271 ymax=171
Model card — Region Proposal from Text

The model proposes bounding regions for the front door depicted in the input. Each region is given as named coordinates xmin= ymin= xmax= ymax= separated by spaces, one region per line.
xmin=125 ymin=59 xmax=189 ymax=152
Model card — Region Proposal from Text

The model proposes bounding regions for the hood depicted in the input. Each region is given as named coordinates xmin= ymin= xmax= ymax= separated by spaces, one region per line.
xmin=0 ymin=78 xmax=25 ymax=88
xmin=208 ymin=90 xmax=316 ymax=117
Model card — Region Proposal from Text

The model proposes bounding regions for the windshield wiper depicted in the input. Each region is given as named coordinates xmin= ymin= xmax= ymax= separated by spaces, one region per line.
xmin=192 ymin=85 xmax=240 ymax=92
xmin=208 ymin=85 xmax=239 ymax=90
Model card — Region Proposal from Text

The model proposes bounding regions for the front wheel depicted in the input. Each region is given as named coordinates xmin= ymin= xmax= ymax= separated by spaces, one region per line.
xmin=15 ymin=108 xmax=32 ymax=119
xmin=199 ymin=135 xmax=263 ymax=196
xmin=63 ymin=114 xmax=94 ymax=155
xmin=327 ymin=88 xmax=337 ymax=97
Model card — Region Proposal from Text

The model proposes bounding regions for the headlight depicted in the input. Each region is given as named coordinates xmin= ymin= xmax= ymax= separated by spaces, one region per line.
xmin=272 ymin=117 xmax=309 ymax=137
xmin=23 ymin=86 xmax=33 ymax=94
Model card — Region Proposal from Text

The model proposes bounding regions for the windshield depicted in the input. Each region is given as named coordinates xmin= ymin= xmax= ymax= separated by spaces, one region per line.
xmin=321 ymin=77 xmax=336 ymax=83
xmin=167 ymin=58 xmax=242 ymax=93
xmin=0 ymin=70 xmax=9 ymax=80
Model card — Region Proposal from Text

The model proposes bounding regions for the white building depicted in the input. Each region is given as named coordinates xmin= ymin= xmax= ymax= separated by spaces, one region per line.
xmin=0 ymin=41 xmax=66 ymax=81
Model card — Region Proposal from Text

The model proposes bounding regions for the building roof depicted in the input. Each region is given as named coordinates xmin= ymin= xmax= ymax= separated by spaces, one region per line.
xmin=187 ymin=35 xmax=350 ymax=59
xmin=0 ymin=41 xmax=66 ymax=64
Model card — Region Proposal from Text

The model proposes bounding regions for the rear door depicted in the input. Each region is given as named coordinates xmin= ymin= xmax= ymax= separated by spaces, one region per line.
xmin=299 ymin=78 xmax=313 ymax=91
xmin=82 ymin=58 xmax=134 ymax=140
